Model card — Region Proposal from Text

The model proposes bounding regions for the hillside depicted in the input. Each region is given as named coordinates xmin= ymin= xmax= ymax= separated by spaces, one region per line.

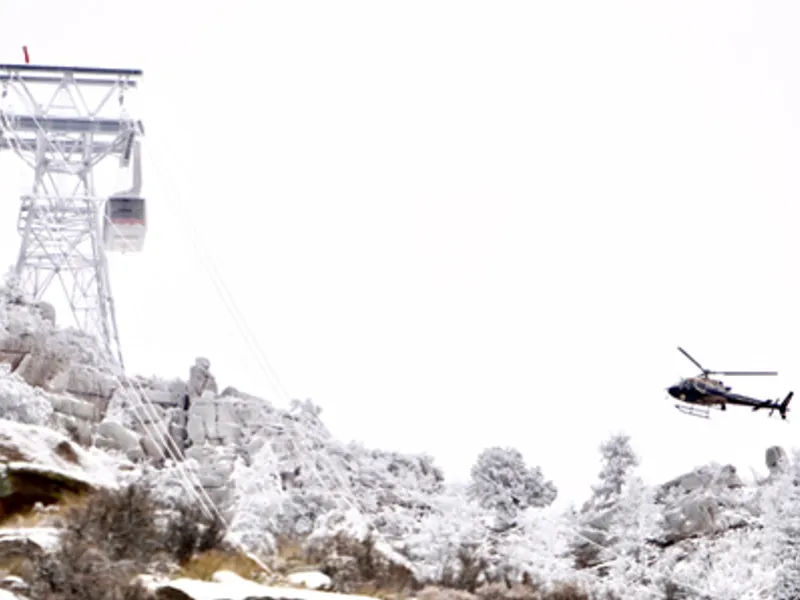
xmin=0 ymin=279 xmax=796 ymax=600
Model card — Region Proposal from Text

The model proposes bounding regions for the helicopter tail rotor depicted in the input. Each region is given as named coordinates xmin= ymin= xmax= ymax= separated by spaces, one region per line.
xmin=765 ymin=391 xmax=793 ymax=420
xmin=779 ymin=392 xmax=793 ymax=420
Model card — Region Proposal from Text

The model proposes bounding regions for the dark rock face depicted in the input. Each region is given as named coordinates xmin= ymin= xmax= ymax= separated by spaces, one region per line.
xmin=0 ymin=464 xmax=94 ymax=520
xmin=155 ymin=587 xmax=195 ymax=600
xmin=766 ymin=446 xmax=787 ymax=475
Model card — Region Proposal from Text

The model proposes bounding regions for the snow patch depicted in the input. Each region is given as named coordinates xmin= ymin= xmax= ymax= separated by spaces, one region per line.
xmin=0 ymin=526 xmax=60 ymax=551
xmin=287 ymin=571 xmax=332 ymax=590
xmin=161 ymin=571 xmax=376 ymax=600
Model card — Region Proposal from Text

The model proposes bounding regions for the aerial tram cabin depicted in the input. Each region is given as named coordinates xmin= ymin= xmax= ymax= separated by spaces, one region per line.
xmin=103 ymin=139 xmax=147 ymax=253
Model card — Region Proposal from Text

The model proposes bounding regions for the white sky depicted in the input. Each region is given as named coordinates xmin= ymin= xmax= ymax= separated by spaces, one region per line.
xmin=1 ymin=0 xmax=800 ymax=507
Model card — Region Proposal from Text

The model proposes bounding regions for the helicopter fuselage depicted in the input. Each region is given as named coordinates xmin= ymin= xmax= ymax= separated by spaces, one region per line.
xmin=669 ymin=377 xmax=776 ymax=410
xmin=668 ymin=377 xmax=729 ymax=407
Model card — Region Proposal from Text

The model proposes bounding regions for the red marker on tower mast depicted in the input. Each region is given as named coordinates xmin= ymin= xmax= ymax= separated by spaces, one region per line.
xmin=22 ymin=46 xmax=29 ymax=64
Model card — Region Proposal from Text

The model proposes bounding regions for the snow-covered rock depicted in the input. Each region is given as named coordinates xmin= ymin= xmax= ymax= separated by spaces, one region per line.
xmin=0 ymin=285 xmax=117 ymax=385
xmin=0 ymin=574 xmax=27 ymax=595
xmin=659 ymin=463 xmax=744 ymax=498
xmin=0 ymin=526 xmax=59 ymax=559
xmin=0 ymin=417 xmax=132 ymax=526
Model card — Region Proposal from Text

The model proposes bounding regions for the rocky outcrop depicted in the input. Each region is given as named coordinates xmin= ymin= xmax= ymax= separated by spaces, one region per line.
xmin=0 ymin=288 xmax=276 ymax=513
xmin=0 ymin=290 xmax=120 ymax=444
xmin=71 ymin=361 xmax=276 ymax=509
xmin=574 ymin=461 xmax=757 ymax=565
xmin=657 ymin=464 xmax=744 ymax=499
xmin=656 ymin=464 xmax=754 ymax=544
xmin=0 ymin=292 xmax=116 ymax=384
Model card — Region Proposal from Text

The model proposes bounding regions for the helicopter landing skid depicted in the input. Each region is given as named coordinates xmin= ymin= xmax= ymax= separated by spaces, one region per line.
xmin=675 ymin=404 xmax=712 ymax=419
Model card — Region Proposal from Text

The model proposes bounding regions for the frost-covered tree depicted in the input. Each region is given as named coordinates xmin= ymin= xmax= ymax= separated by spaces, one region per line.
xmin=597 ymin=473 xmax=663 ymax=599
xmin=1 ymin=271 xmax=28 ymax=303
xmin=402 ymin=484 xmax=492 ymax=583
xmin=572 ymin=434 xmax=640 ymax=570
xmin=467 ymin=446 xmax=557 ymax=523
xmin=590 ymin=433 xmax=639 ymax=511
xmin=762 ymin=448 xmax=800 ymax=600
xmin=487 ymin=506 xmax=580 ymax=587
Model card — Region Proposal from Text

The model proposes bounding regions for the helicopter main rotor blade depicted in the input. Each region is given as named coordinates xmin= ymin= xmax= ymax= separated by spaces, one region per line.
xmin=678 ymin=347 xmax=707 ymax=373
xmin=710 ymin=370 xmax=778 ymax=376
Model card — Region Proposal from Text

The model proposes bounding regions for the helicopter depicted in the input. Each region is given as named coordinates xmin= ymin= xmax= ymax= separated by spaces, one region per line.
xmin=667 ymin=347 xmax=793 ymax=420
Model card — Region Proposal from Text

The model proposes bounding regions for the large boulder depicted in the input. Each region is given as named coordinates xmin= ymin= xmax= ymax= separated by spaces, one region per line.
xmin=657 ymin=463 xmax=753 ymax=544
xmin=46 ymin=364 xmax=118 ymax=419
xmin=657 ymin=464 xmax=743 ymax=500
xmin=94 ymin=420 xmax=145 ymax=462
xmin=188 ymin=357 xmax=217 ymax=398
xmin=662 ymin=495 xmax=718 ymax=541
xmin=49 ymin=395 xmax=100 ymax=423
xmin=184 ymin=444 xmax=240 ymax=507
xmin=766 ymin=446 xmax=787 ymax=475
xmin=187 ymin=397 xmax=243 ymax=447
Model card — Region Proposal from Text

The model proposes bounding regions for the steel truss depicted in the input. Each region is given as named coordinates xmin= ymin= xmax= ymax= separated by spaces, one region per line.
xmin=0 ymin=63 xmax=144 ymax=370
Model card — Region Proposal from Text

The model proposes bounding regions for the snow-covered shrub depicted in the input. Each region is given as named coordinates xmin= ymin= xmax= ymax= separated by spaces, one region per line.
xmin=484 ymin=509 xmax=581 ymax=589
xmin=304 ymin=507 xmax=417 ymax=594
xmin=336 ymin=443 xmax=445 ymax=543
xmin=0 ymin=370 xmax=54 ymax=425
xmin=25 ymin=480 xmax=229 ymax=600
xmin=226 ymin=449 xmax=284 ymax=555
xmin=227 ymin=427 xmax=342 ymax=549
xmin=402 ymin=484 xmax=493 ymax=584
xmin=27 ymin=554 xmax=152 ymax=600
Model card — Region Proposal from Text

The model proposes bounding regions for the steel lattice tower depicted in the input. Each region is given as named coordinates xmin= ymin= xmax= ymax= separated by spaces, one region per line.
xmin=0 ymin=63 xmax=145 ymax=370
